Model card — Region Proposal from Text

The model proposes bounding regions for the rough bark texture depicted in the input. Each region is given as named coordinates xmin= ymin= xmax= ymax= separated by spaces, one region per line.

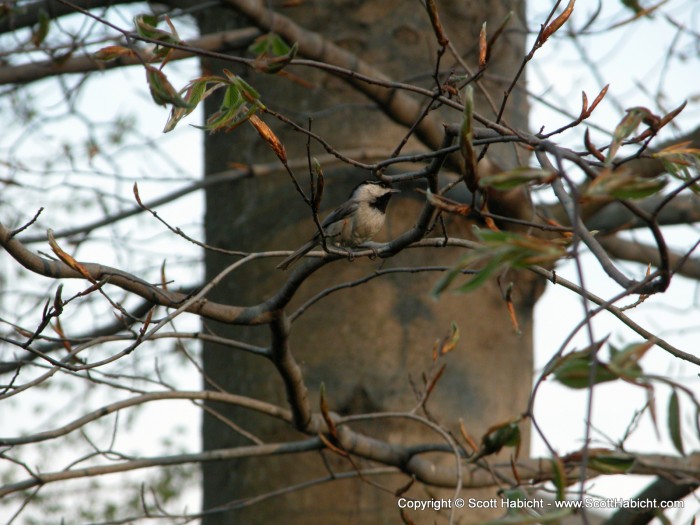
xmin=198 ymin=1 xmax=536 ymax=523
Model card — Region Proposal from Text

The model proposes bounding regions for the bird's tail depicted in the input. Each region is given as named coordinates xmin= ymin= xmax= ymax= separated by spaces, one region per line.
xmin=276 ymin=241 xmax=317 ymax=270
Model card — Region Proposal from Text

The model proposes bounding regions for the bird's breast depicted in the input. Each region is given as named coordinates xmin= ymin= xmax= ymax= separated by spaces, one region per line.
xmin=343 ymin=208 xmax=385 ymax=246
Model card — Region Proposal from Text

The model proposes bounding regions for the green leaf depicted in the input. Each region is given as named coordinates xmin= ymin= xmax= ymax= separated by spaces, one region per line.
xmin=456 ymin=253 xmax=504 ymax=293
xmin=187 ymin=80 xmax=209 ymax=107
xmin=223 ymin=71 xmax=261 ymax=102
xmin=250 ymin=33 xmax=299 ymax=74
xmin=480 ymin=420 xmax=521 ymax=457
xmin=668 ymin=389 xmax=685 ymax=455
xmin=654 ymin=146 xmax=700 ymax=194
xmin=134 ymin=14 xmax=159 ymax=37
xmin=480 ymin=167 xmax=555 ymax=190
xmin=476 ymin=227 xmax=568 ymax=267
xmin=164 ymin=72 xmax=263 ymax=133
xmin=552 ymin=343 xmax=619 ymax=389
xmin=133 ymin=13 xmax=182 ymax=58
xmin=31 ymin=9 xmax=50 ymax=47
xmin=586 ymin=171 xmax=667 ymax=200
xmin=609 ymin=177 xmax=667 ymax=199
xmin=222 ymin=84 xmax=244 ymax=110
xmin=606 ymin=107 xmax=656 ymax=163
xmin=134 ymin=14 xmax=174 ymax=42
xmin=608 ymin=340 xmax=652 ymax=379
xmin=550 ymin=456 xmax=567 ymax=501
xmin=588 ymin=452 xmax=635 ymax=474
xmin=434 ymin=226 xmax=567 ymax=295
xmin=249 ymin=33 xmax=293 ymax=57
xmin=164 ymin=78 xmax=224 ymax=132
xmin=431 ymin=245 xmax=483 ymax=297
xmin=145 ymin=66 xmax=191 ymax=108
xmin=432 ymin=264 xmax=464 ymax=298
xmin=202 ymin=103 xmax=258 ymax=132
xmin=262 ymin=41 xmax=299 ymax=74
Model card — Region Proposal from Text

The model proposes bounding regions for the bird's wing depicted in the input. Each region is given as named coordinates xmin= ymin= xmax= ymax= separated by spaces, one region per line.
xmin=278 ymin=200 xmax=360 ymax=270
xmin=276 ymin=239 xmax=317 ymax=270
xmin=320 ymin=201 xmax=358 ymax=230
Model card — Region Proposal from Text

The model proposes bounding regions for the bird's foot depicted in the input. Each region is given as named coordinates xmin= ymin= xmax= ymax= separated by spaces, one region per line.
xmin=361 ymin=241 xmax=382 ymax=260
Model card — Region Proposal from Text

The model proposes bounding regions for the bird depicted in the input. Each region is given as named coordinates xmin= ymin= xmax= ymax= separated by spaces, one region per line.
xmin=276 ymin=180 xmax=399 ymax=270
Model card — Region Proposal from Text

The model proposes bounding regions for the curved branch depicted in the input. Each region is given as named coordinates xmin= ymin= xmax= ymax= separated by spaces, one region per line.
xmin=0 ymin=390 xmax=292 ymax=446
xmin=0 ymin=299 xmax=154 ymax=375
xmin=261 ymin=129 xmax=454 ymax=312
xmin=0 ymin=437 xmax=324 ymax=498
xmin=538 ymin=149 xmax=668 ymax=295
xmin=0 ymin=222 xmax=274 ymax=324
xmin=604 ymin=477 xmax=699 ymax=525
xmin=269 ymin=316 xmax=311 ymax=431
xmin=4 ymin=414 xmax=697 ymax=500
xmin=599 ymin=235 xmax=700 ymax=281
xmin=527 ymin=263 xmax=700 ymax=366
xmin=0 ymin=27 xmax=261 ymax=85
xmin=219 ymin=0 xmax=445 ymax=154
xmin=0 ymin=0 xmax=139 ymax=34
xmin=20 ymin=149 xmax=389 ymax=244
xmin=586 ymin=194 xmax=700 ymax=233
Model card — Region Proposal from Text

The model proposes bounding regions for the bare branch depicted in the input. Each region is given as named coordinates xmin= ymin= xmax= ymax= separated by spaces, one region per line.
xmin=0 ymin=437 xmax=324 ymax=498
xmin=0 ymin=27 xmax=261 ymax=85
xmin=0 ymin=298 xmax=154 ymax=375
xmin=0 ymin=0 xmax=139 ymax=34
xmin=0 ymin=390 xmax=292 ymax=446
xmin=538 ymin=150 xmax=668 ymax=295
xmin=599 ymin=235 xmax=700 ymax=281
xmin=527 ymin=262 xmax=700 ymax=366
xmin=604 ymin=477 xmax=699 ymax=525
xmin=269 ymin=316 xmax=311 ymax=431
xmin=0 ymin=222 xmax=273 ymax=325
xmin=216 ymin=0 xmax=516 ymax=170
xmin=586 ymin=194 xmax=700 ymax=233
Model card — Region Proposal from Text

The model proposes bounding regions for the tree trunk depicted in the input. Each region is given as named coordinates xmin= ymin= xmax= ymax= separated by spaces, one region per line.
xmin=198 ymin=1 xmax=537 ymax=523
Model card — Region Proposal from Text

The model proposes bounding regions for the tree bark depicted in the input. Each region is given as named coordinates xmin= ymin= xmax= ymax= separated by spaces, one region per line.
xmin=197 ymin=1 xmax=536 ymax=523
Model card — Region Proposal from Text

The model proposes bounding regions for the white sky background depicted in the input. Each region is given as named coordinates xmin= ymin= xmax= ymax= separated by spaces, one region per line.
xmin=1 ymin=0 xmax=699 ymax=522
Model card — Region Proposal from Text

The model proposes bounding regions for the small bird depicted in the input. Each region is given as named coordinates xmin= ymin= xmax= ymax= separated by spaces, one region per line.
xmin=277 ymin=180 xmax=399 ymax=270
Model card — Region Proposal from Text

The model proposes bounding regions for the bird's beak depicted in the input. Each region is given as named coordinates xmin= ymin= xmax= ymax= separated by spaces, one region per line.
xmin=390 ymin=188 xmax=401 ymax=193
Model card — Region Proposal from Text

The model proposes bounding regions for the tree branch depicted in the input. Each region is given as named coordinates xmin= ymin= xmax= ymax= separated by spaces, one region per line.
xmin=538 ymin=149 xmax=668 ymax=295
xmin=0 ymin=0 xmax=139 ymax=34
xmin=0 ymin=298 xmax=154 ymax=375
xmin=604 ymin=477 xmax=699 ymax=525
xmin=0 ymin=437 xmax=324 ymax=498
xmin=218 ymin=0 xmax=445 ymax=153
xmin=526 ymin=262 xmax=700 ymax=366
xmin=2 ymin=432 xmax=697 ymax=500
xmin=599 ymin=235 xmax=700 ymax=281
xmin=0 ymin=222 xmax=276 ymax=325
xmin=586 ymin=194 xmax=700 ymax=233
xmin=0 ymin=27 xmax=261 ymax=85
xmin=20 ymin=149 xmax=389 ymax=244
xmin=0 ymin=390 xmax=292 ymax=446
xmin=269 ymin=316 xmax=311 ymax=431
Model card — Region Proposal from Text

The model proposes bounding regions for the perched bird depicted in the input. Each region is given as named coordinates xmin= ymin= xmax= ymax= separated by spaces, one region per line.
xmin=277 ymin=180 xmax=399 ymax=270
